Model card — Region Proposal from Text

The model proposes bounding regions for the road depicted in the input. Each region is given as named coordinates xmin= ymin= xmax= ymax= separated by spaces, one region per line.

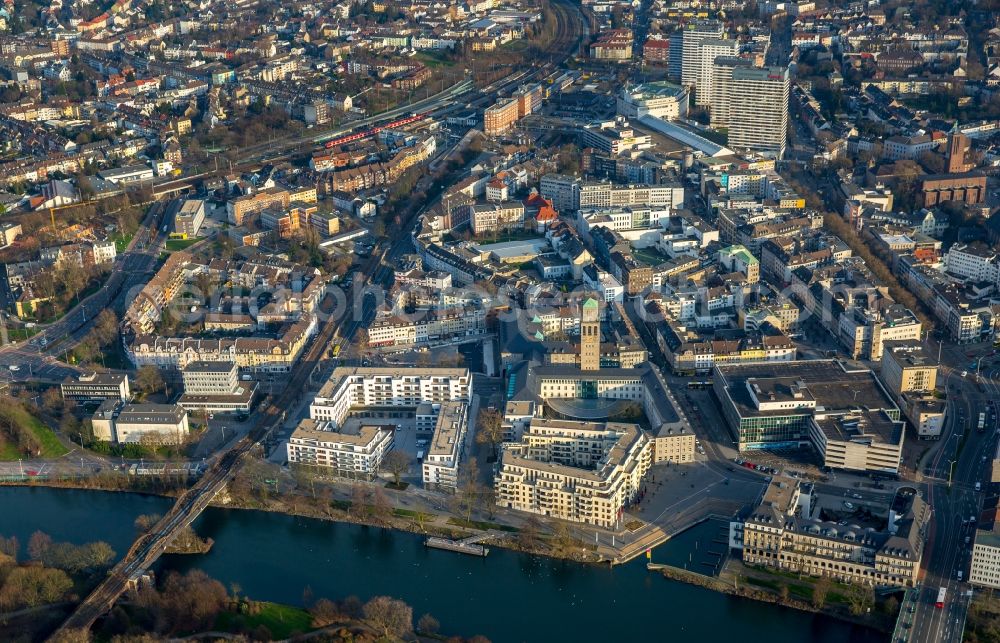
xmin=0 ymin=202 xmax=169 ymax=381
xmin=906 ymin=339 xmax=995 ymax=643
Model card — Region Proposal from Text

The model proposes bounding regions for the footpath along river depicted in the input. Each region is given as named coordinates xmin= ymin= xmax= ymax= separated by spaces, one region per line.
xmin=0 ymin=487 xmax=885 ymax=642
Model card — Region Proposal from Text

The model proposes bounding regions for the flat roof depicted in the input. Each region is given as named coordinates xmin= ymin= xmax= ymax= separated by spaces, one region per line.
xmin=183 ymin=360 xmax=237 ymax=373
xmin=428 ymin=401 xmax=465 ymax=458
xmin=717 ymin=360 xmax=897 ymax=419
xmin=813 ymin=409 xmax=904 ymax=447
xmin=291 ymin=418 xmax=392 ymax=447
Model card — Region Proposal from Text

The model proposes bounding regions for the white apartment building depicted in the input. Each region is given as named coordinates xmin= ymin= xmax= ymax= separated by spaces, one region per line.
xmin=837 ymin=305 xmax=922 ymax=361
xmin=495 ymin=418 xmax=653 ymax=528
xmin=541 ymin=175 xmax=684 ymax=213
xmin=970 ymin=530 xmax=1000 ymax=590
xmin=286 ymin=419 xmax=394 ymax=480
xmin=695 ymin=39 xmax=739 ymax=106
xmin=944 ymin=243 xmax=999 ymax=284
xmin=422 ymin=401 xmax=467 ymax=491
xmin=309 ymin=367 xmax=472 ymax=425
xmin=367 ymin=306 xmax=486 ymax=348
xmin=583 ymin=266 xmax=625 ymax=304
xmin=681 ymin=20 xmax=726 ymax=88
xmin=579 ymin=183 xmax=684 ymax=211
xmin=539 ymin=174 xmax=580 ymax=213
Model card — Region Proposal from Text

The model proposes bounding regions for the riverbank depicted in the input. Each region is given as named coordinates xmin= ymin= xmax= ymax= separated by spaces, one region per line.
xmin=0 ymin=477 xmax=603 ymax=565
xmin=652 ymin=558 xmax=896 ymax=635
xmin=0 ymin=486 xmax=887 ymax=643
xmin=0 ymin=481 xmax=894 ymax=639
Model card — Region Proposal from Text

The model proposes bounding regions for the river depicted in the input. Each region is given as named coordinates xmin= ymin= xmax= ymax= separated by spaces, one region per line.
xmin=0 ymin=487 xmax=885 ymax=642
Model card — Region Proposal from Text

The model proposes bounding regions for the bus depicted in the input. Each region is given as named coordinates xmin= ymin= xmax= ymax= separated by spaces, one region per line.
xmin=979 ymin=412 xmax=987 ymax=432
xmin=688 ymin=380 xmax=712 ymax=390
xmin=935 ymin=587 xmax=947 ymax=608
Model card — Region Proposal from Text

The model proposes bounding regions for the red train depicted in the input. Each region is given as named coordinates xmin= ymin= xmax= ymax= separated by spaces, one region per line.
xmin=323 ymin=112 xmax=429 ymax=149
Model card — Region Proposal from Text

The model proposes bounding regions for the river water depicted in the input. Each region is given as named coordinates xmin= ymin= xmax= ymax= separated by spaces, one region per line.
xmin=0 ymin=487 xmax=885 ymax=642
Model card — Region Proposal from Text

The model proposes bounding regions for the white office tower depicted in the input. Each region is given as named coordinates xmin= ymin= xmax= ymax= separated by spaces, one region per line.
xmin=694 ymin=39 xmax=739 ymax=106
xmin=709 ymin=56 xmax=754 ymax=127
xmin=726 ymin=66 xmax=790 ymax=158
xmin=680 ymin=20 xmax=725 ymax=87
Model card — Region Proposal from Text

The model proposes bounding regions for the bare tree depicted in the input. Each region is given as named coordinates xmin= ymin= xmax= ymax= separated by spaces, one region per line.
xmin=350 ymin=483 xmax=371 ymax=520
xmin=812 ymin=576 xmax=831 ymax=609
xmin=417 ymin=613 xmax=440 ymax=635
xmin=475 ymin=407 xmax=504 ymax=460
xmin=135 ymin=366 xmax=165 ymax=397
xmin=518 ymin=515 xmax=542 ymax=549
xmin=362 ymin=596 xmax=413 ymax=639
xmin=380 ymin=450 xmax=411 ymax=487
xmin=371 ymin=487 xmax=393 ymax=525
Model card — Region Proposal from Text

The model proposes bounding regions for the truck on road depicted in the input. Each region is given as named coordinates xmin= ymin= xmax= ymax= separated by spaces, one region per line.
xmin=979 ymin=412 xmax=987 ymax=432
xmin=936 ymin=587 xmax=947 ymax=608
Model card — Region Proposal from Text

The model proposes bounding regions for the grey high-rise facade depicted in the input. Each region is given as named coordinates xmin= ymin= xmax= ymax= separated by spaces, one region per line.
xmin=725 ymin=66 xmax=790 ymax=157
xmin=709 ymin=56 xmax=754 ymax=127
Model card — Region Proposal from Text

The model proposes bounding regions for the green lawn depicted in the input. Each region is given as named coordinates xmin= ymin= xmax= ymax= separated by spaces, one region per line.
xmin=415 ymin=52 xmax=455 ymax=68
xmin=5 ymin=326 xmax=40 ymax=342
xmin=0 ymin=442 xmax=21 ymax=460
xmin=111 ymin=231 xmax=134 ymax=253
xmin=0 ymin=405 xmax=68 ymax=460
xmin=165 ymin=237 xmax=200 ymax=252
xmin=633 ymin=247 xmax=670 ymax=266
xmin=447 ymin=517 xmax=518 ymax=532
xmin=393 ymin=508 xmax=433 ymax=521
xmin=215 ymin=602 xmax=314 ymax=639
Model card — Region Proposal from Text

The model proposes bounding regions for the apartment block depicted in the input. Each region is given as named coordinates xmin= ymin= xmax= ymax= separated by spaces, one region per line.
xmin=310 ymin=367 xmax=472 ymax=425
xmin=680 ymin=20 xmax=725 ymax=88
xmin=422 ymin=401 xmax=467 ymax=491
xmin=226 ymin=187 xmax=290 ymax=226
xmin=838 ymin=304 xmax=922 ymax=361
xmin=484 ymin=99 xmax=521 ymax=137
xmin=495 ymin=418 xmax=652 ymax=528
xmin=694 ymin=39 xmax=738 ymax=106
xmin=287 ymin=419 xmax=394 ymax=480
xmin=725 ymin=66 xmax=790 ymax=157
xmin=172 ymin=199 xmax=205 ymax=238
